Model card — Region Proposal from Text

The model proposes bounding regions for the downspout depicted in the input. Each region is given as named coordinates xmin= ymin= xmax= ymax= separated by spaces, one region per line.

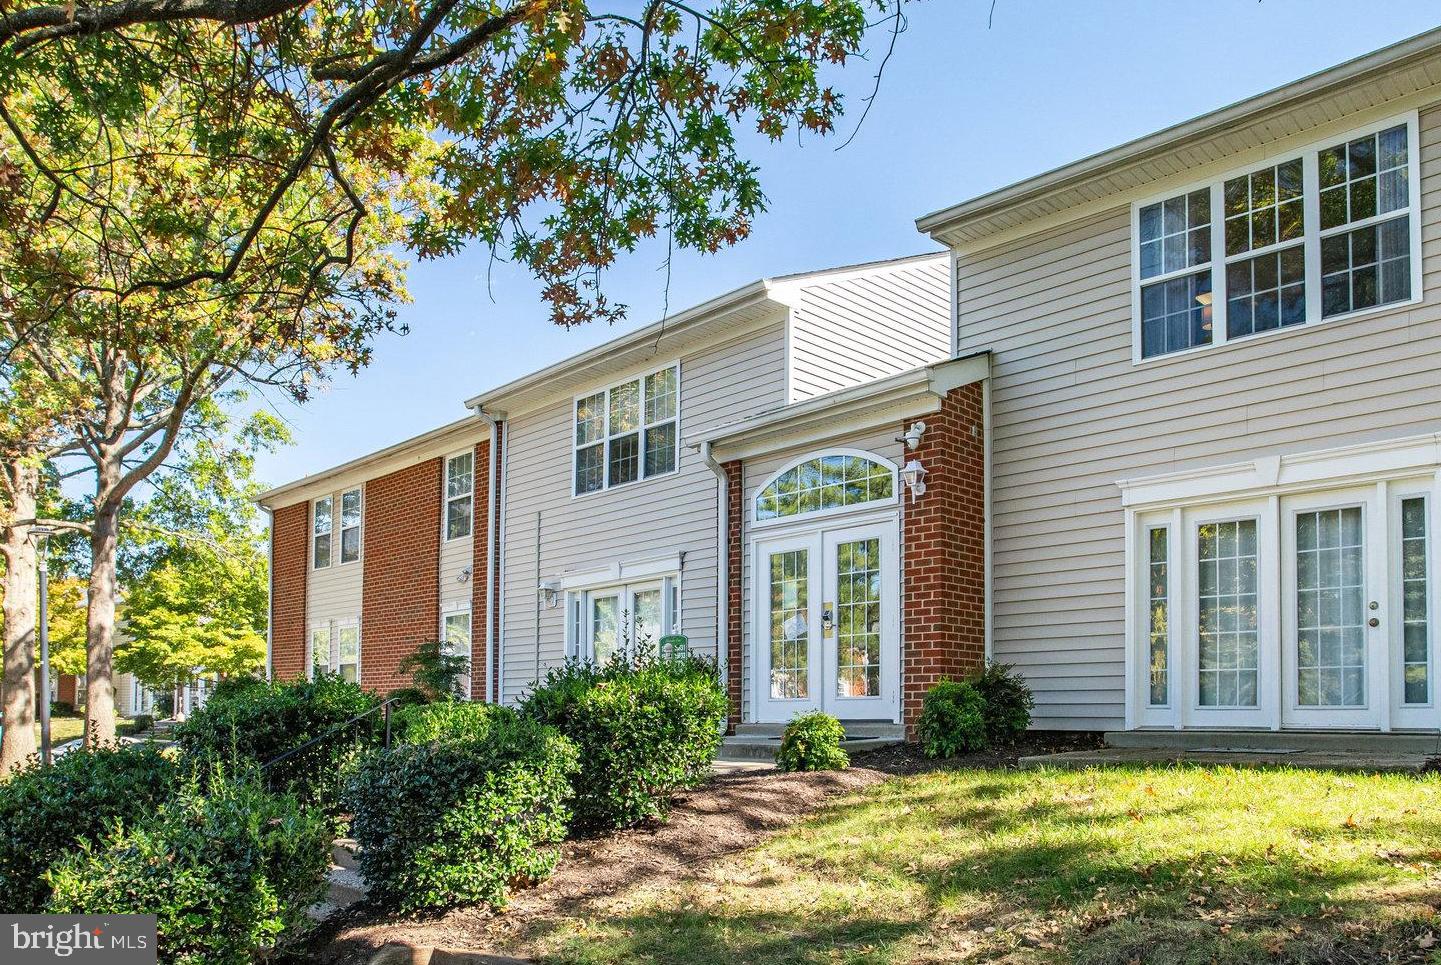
xmin=700 ymin=442 xmax=730 ymax=722
xmin=982 ymin=377 xmax=994 ymax=664
xmin=474 ymin=407 xmax=503 ymax=704
xmin=263 ymin=507 xmax=273 ymax=681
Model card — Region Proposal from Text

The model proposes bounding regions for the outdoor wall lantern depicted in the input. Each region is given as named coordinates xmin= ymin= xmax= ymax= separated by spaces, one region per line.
xmin=900 ymin=458 xmax=927 ymax=502
xmin=538 ymin=579 xmax=562 ymax=609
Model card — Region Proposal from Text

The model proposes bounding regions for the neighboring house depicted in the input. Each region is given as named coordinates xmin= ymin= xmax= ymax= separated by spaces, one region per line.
xmin=261 ymin=253 xmax=961 ymax=730
xmin=917 ymin=28 xmax=1441 ymax=734
xmin=265 ymin=27 xmax=1441 ymax=740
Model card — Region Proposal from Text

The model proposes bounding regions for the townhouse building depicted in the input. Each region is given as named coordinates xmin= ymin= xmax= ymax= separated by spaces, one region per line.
xmin=265 ymin=28 xmax=1441 ymax=740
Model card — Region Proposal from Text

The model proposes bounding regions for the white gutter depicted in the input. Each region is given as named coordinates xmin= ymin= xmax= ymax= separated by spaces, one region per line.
xmin=474 ymin=407 xmax=503 ymax=704
xmin=700 ymin=441 xmax=730 ymax=725
xmin=263 ymin=507 xmax=273 ymax=681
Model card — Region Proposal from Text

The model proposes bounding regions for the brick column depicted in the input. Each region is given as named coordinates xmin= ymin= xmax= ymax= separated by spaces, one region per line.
xmin=269 ymin=501 xmax=310 ymax=681
xmin=470 ymin=428 xmax=500 ymax=701
xmin=361 ymin=459 xmax=442 ymax=694
xmin=724 ymin=459 xmax=743 ymax=732
xmin=901 ymin=382 xmax=986 ymax=737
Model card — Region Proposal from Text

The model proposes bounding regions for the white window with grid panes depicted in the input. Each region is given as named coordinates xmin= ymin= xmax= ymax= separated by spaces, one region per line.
xmin=444 ymin=452 xmax=473 ymax=541
xmin=573 ymin=363 xmax=678 ymax=495
xmin=1131 ymin=113 xmax=1421 ymax=363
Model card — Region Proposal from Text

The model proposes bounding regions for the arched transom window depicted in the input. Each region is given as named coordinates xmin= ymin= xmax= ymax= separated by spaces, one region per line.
xmin=756 ymin=452 xmax=897 ymax=521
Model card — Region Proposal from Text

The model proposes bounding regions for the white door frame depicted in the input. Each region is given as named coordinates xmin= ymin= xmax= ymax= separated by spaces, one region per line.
xmin=752 ymin=508 xmax=900 ymax=724
xmin=1279 ymin=486 xmax=1383 ymax=730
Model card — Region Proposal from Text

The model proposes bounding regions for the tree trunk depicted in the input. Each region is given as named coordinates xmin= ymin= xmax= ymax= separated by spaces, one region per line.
xmin=1 ymin=460 xmax=39 ymax=774
xmin=84 ymin=493 xmax=121 ymax=747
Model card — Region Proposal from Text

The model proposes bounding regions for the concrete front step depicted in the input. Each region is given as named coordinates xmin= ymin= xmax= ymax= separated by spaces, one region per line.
xmin=722 ymin=720 xmax=906 ymax=762
xmin=307 ymin=839 xmax=368 ymax=922
xmin=733 ymin=720 xmax=905 ymax=740
xmin=1105 ymin=729 xmax=1441 ymax=755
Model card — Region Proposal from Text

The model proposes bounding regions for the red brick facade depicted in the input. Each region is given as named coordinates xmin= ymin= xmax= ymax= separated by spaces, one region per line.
xmin=901 ymin=382 xmax=987 ymax=736
xmin=724 ymin=459 xmax=744 ymax=732
xmin=360 ymin=459 xmax=442 ymax=694
xmin=470 ymin=432 xmax=499 ymax=701
xmin=269 ymin=502 xmax=310 ymax=681
xmin=56 ymin=674 xmax=77 ymax=705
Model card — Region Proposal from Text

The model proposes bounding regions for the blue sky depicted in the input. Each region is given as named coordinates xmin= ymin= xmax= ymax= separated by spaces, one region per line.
xmin=253 ymin=0 xmax=1441 ymax=487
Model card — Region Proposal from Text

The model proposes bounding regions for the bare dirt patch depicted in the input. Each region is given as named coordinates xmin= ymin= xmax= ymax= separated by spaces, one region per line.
xmin=309 ymin=764 xmax=888 ymax=964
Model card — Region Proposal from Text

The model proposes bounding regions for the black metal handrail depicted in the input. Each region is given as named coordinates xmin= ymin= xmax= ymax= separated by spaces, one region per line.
xmin=260 ymin=696 xmax=401 ymax=772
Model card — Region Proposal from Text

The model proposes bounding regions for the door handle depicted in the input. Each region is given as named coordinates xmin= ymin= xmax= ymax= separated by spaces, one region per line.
xmin=1367 ymin=617 xmax=1380 ymax=628
xmin=822 ymin=604 xmax=835 ymax=638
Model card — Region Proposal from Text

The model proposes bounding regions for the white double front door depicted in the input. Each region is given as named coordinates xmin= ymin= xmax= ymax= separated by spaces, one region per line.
xmin=1135 ymin=479 xmax=1435 ymax=730
xmin=755 ymin=520 xmax=899 ymax=723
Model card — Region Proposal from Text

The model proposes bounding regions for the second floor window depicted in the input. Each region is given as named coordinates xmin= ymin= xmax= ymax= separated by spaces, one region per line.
xmin=340 ymin=488 xmax=361 ymax=564
xmin=313 ymin=496 xmax=332 ymax=568
xmin=446 ymin=452 xmax=473 ymax=541
xmin=574 ymin=364 xmax=679 ymax=495
xmin=1133 ymin=116 xmax=1418 ymax=362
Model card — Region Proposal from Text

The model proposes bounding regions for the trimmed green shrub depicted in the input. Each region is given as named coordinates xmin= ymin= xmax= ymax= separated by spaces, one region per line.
xmin=521 ymin=655 xmax=725 ymax=831
xmin=918 ymin=680 xmax=989 ymax=759
xmin=395 ymin=700 xmax=509 ymax=745
xmin=0 ymin=743 xmax=180 ymax=911
xmin=47 ymin=774 xmax=331 ymax=965
xmin=384 ymin=686 xmax=430 ymax=712
xmin=776 ymin=712 xmax=848 ymax=772
xmin=972 ymin=662 xmax=1034 ymax=741
xmin=398 ymin=639 xmax=470 ymax=701
xmin=208 ymin=675 xmax=266 ymax=704
xmin=174 ymin=673 xmax=379 ymax=812
xmin=341 ymin=713 xmax=578 ymax=913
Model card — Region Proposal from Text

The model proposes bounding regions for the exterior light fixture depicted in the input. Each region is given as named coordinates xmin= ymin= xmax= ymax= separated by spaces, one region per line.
xmin=901 ymin=421 xmax=928 ymax=450
xmin=900 ymin=459 xmax=928 ymax=502
xmin=538 ymin=579 xmax=562 ymax=609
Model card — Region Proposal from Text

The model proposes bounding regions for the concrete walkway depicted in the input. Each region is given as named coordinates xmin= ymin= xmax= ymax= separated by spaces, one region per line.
xmin=1019 ymin=746 xmax=1437 ymax=774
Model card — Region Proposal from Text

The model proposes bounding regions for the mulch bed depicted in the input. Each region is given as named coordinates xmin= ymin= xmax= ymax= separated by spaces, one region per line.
xmin=306 ymin=733 xmax=1105 ymax=964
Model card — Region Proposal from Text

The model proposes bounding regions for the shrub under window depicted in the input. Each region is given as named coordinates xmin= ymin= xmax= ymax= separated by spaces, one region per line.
xmin=521 ymin=654 xmax=725 ymax=830
xmin=174 ymin=673 xmax=379 ymax=812
xmin=342 ymin=713 xmax=578 ymax=913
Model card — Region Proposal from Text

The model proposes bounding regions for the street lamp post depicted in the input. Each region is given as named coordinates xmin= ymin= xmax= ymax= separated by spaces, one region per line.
xmin=31 ymin=525 xmax=54 ymax=766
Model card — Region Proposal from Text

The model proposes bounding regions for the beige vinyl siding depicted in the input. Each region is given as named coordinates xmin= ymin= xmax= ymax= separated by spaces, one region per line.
xmin=497 ymin=318 xmax=790 ymax=704
xmin=956 ymin=102 xmax=1441 ymax=730
xmin=786 ymin=256 xmax=951 ymax=402
xmin=739 ymin=426 xmax=905 ymax=721
xmin=307 ymin=499 xmax=363 ymax=645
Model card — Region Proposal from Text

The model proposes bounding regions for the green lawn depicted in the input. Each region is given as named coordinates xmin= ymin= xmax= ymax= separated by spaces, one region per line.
xmin=530 ymin=765 xmax=1441 ymax=964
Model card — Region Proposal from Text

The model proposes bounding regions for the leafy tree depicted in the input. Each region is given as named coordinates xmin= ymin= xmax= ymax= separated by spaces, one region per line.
xmin=1 ymin=1 xmax=909 ymax=325
xmin=0 ymin=1 xmax=910 ymax=749
xmin=114 ymin=419 xmax=281 ymax=694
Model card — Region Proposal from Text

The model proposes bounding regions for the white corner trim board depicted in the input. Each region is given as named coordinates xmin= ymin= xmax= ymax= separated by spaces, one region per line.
xmin=1117 ymin=432 xmax=1441 ymax=510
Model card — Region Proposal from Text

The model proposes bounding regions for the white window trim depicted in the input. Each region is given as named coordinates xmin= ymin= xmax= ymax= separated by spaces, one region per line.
xmin=308 ymin=622 xmax=333 ymax=680
xmin=751 ymin=448 xmax=900 ymax=529
xmin=443 ymin=450 xmax=475 ymax=543
xmin=441 ymin=602 xmax=473 ymax=698
xmin=565 ymin=573 xmax=680 ymax=661
xmin=1121 ymin=432 xmax=1441 ymax=732
xmin=571 ymin=361 xmax=681 ymax=498
xmin=312 ymin=496 xmax=334 ymax=570
xmin=335 ymin=619 xmax=361 ymax=684
xmin=339 ymin=487 xmax=363 ymax=565
xmin=1129 ymin=110 xmax=1423 ymax=366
